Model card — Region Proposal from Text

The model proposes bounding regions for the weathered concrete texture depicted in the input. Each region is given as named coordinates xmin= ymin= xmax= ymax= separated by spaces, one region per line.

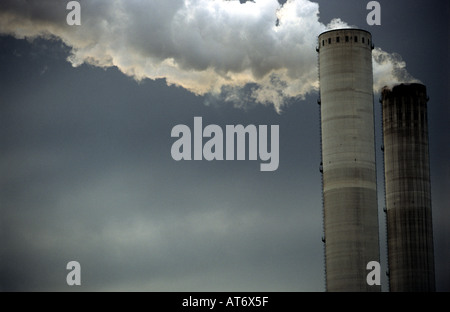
xmin=318 ymin=29 xmax=380 ymax=292
xmin=381 ymin=83 xmax=436 ymax=292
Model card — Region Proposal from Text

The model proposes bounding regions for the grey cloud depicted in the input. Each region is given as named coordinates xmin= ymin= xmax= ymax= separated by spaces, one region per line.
xmin=0 ymin=0 xmax=418 ymax=112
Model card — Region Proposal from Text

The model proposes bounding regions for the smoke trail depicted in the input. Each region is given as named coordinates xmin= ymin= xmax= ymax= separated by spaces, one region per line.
xmin=0 ymin=0 xmax=418 ymax=112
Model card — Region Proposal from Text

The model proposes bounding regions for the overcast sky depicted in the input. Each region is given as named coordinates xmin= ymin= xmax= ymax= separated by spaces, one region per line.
xmin=1 ymin=0 xmax=448 ymax=291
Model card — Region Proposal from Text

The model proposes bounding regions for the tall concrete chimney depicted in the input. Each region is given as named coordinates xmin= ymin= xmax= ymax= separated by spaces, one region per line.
xmin=317 ymin=28 xmax=381 ymax=291
xmin=381 ymin=83 xmax=436 ymax=291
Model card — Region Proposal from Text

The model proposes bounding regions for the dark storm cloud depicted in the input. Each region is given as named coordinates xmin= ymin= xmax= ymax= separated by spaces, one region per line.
xmin=0 ymin=35 xmax=324 ymax=291
xmin=1 ymin=127 xmax=322 ymax=291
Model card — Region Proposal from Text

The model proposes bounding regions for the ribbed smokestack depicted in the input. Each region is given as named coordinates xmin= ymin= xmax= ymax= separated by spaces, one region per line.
xmin=381 ymin=83 xmax=436 ymax=292
xmin=317 ymin=29 xmax=381 ymax=292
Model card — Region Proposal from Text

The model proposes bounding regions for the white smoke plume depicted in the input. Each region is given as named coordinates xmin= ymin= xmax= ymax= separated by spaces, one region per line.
xmin=372 ymin=47 xmax=421 ymax=92
xmin=0 ymin=0 xmax=418 ymax=112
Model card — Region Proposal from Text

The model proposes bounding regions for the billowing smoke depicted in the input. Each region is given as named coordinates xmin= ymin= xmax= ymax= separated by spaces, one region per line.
xmin=372 ymin=48 xmax=421 ymax=92
xmin=0 ymin=0 xmax=418 ymax=112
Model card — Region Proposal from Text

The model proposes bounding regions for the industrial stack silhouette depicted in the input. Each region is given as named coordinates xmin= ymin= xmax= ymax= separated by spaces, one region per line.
xmin=317 ymin=29 xmax=435 ymax=292
xmin=381 ymin=83 xmax=436 ymax=291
